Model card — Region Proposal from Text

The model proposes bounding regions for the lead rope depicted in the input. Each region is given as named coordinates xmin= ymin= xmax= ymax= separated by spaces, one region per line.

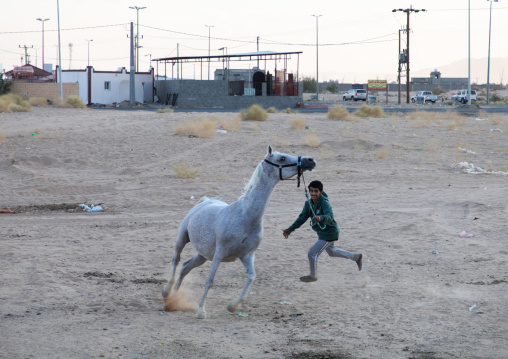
xmin=301 ymin=173 xmax=327 ymax=230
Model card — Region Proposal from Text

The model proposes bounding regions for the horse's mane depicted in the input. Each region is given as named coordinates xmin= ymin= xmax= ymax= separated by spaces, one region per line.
xmin=238 ymin=162 xmax=264 ymax=199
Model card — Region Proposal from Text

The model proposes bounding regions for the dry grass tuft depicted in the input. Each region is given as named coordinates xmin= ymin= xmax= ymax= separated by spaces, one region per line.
xmin=353 ymin=104 xmax=384 ymax=118
xmin=0 ymin=132 xmax=5 ymax=144
xmin=218 ymin=116 xmax=240 ymax=132
xmin=266 ymin=107 xmax=277 ymax=113
xmin=304 ymin=132 xmax=320 ymax=148
xmin=289 ymin=117 xmax=307 ymax=130
xmin=174 ymin=117 xmax=217 ymax=138
xmin=375 ymin=148 xmax=388 ymax=159
xmin=490 ymin=114 xmax=502 ymax=125
xmin=29 ymin=97 xmax=49 ymax=107
xmin=157 ymin=107 xmax=174 ymax=113
xmin=173 ymin=163 xmax=201 ymax=179
xmin=0 ymin=94 xmax=32 ymax=113
xmin=240 ymin=104 xmax=268 ymax=121
xmin=327 ymin=105 xmax=350 ymax=120
xmin=66 ymin=95 xmax=86 ymax=109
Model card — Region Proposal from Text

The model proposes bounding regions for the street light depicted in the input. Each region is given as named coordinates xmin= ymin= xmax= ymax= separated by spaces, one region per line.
xmin=129 ymin=6 xmax=146 ymax=72
xmin=218 ymin=47 xmax=227 ymax=73
xmin=392 ymin=6 xmax=426 ymax=103
xmin=205 ymin=25 xmax=214 ymax=80
xmin=486 ymin=0 xmax=498 ymax=105
xmin=311 ymin=15 xmax=322 ymax=101
xmin=86 ymin=39 xmax=93 ymax=67
xmin=36 ymin=18 xmax=50 ymax=70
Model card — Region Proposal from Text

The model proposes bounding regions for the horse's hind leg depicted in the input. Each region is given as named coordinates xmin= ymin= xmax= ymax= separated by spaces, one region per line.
xmin=227 ymin=252 xmax=256 ymax=313
xmin=162 ymin=228 xmax=189 ymax=298
xmin=173 ymin=254 xmax=207 ymax=292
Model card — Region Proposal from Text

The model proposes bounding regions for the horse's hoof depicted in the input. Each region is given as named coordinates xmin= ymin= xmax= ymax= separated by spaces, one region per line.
xmin=196 ymin=308 xmax=206 ymax=319
xmin=227 ymin=299 xmax=243 ymax=313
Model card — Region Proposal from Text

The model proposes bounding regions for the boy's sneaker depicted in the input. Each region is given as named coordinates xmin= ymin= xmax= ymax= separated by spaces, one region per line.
xmin=299 ymin=275 xmax=317 ymax=282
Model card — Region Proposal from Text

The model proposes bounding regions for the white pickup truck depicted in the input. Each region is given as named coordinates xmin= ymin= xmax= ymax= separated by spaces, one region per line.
xmin=411 ymin=91 xmax=438 ymax=104
xmin=451 ymin=89 xmax=477 ymax=104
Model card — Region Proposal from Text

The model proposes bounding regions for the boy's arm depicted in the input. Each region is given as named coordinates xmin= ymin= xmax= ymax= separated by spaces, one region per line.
xmin=318 ymin=201 xmax=335 ymax=224
xmin=286 ymin=203 xmax=310 ymax=233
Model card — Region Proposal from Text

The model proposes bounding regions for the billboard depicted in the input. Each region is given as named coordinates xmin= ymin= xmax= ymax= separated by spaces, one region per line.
xmin=367 ymin=80 xmax=387 ymax=91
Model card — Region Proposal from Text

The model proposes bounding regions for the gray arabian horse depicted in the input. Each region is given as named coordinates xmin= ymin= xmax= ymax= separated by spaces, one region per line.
xmin=162 ymin=145 xmax=316 ymax=319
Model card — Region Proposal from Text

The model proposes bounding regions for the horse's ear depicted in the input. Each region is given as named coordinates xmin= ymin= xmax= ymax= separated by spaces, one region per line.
xmin=267 ymin=144 xmax=273 ymax=156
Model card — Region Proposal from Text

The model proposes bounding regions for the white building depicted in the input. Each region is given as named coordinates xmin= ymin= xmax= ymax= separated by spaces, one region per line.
xmin=58 ymin=66 xmax=154 ymax=105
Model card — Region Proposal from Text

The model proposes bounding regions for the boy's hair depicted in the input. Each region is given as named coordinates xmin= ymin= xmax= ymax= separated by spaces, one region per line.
xmin=308 ymin=180 xmax=323 ymax=192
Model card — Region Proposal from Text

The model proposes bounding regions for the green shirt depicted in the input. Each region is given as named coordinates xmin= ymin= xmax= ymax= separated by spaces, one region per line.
xmin=286 ymin=192 xmax=340 ymax=241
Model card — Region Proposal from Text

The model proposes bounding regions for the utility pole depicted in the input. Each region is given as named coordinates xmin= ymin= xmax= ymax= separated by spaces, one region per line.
xmin=19 ymin=45 xmax=33 ymax=65
xmin=129 ymin=22 xmax=135 ymax=105
xmin=177 ymin=43 xmax=179 ymax=80
xmin=129 ymin=6 xmax=146 ymax=72
xmin=392 ymin=6 xmax=426 ymax=103
xmin=311 ymin=15 xmax=322 ymax=101
xmin=36 ymin=18 xmax=50 ymax=69
xmin=205 ymin=25 xmax=214 ymax=80
xmin=397 ymin=27 xmax=407 ymax=104
xmin=257 ymin=36 xmax=260 ymax=69
xmin=486 ymin=0 xmax=498 ymax=105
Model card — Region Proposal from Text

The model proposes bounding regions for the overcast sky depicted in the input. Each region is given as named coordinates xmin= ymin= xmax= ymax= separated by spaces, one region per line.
xmin=1 ymin=0 xmax=507 ymax=83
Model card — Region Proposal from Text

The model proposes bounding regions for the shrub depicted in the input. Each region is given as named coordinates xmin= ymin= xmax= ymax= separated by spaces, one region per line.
xmin=66 ymin=95 xmax=86 ymax=109
xmin=174 ymin=117 xmax=216 ymax=138
xmin=157 ymin=107 xmax=174 ymax=113
xmin=304 ymin=132 xmax=320 ymax=148
xmin=289 ymin=117 xmax=306 ymax=130
xmin=353 ymin=104 xmax=384 ymax=118
xmin=240 ymin=104 xmax=268 ymax=121
xmin=266 ymin=107 xmax=277 ymax=113
xmin=29 ymin=97 xmax=49 ymax=107
xmin=0 ymin=94 xmax=32 ymax=113
xmin=327 ymin=104 xmax=350 ymax=120
xmin=432 ymin=87 xmax=447 ymax=95
xmin=173 ymin=163 xmax=200 ymax=179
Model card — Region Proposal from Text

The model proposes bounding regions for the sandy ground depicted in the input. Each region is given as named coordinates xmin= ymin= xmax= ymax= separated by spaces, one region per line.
xmin=1 ymin=106 xmax=508 ymax=359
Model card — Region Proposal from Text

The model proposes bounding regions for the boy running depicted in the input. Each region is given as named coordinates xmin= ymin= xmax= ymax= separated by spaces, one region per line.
xmin=282 ymin=180 xmax=362 ymax=282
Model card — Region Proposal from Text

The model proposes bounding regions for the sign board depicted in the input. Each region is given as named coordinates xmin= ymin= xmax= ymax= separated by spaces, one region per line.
xmin=367 ymin=80 xmax=387 ymax=91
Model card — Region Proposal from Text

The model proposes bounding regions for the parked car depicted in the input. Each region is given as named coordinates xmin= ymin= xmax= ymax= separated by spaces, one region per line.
xmin=411 ymin=91 xmax=438 ymax=104
xmin=343 ymin=89 xmax=366 ymax=101
xmin=451 ymin=89 xmax=477 ymax=104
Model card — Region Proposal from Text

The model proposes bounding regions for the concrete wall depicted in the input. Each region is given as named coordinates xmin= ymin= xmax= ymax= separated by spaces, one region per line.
xmin=11 ymin=82 xmax=79 ymax=102
xmin=154 ymin=79 xmax=303 ymax=108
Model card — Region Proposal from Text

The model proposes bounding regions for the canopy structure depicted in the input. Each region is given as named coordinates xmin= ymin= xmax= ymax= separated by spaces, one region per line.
xmin=153 ymin=51 xmax=302 ymax=82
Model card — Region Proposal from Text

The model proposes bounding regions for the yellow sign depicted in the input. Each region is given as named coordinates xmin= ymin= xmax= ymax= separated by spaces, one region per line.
xmin=367 ymin=80 xmax=387 ymax=91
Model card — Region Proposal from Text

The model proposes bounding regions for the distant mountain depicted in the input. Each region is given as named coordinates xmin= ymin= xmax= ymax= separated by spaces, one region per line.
xmin=412 ymin=57 xmax=508 ymax=85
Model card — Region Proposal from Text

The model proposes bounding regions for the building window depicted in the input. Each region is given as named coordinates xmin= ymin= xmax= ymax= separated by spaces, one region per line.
xmin=104 ymin=81 xmax=111 ymax=90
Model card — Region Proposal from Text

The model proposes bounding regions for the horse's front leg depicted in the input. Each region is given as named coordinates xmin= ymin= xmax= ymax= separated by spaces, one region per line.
xmin=196 ymin=256 xmax=222 ymax=319
xmin=227 ymin=252 xmax=256 ymax=313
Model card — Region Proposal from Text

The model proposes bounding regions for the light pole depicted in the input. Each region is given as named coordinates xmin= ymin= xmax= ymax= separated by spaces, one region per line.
xmin=205 ymin=25 xmax=214 ymax=80
xmin=86 ymin=39 xmax=93 ymax=67
xmin=218 ymin=47 xmax=227 ymax=73
xmin=57 ymin=0 xmax=62 ymax=99
xmin=129 ymin=6 xmax=146 ymax=72
xmin=486 ymin=0 xmax=498 ymax=105
xmin=312 ymin=15 xmax=322 ymax=101
xmin=36 ymin=18 xmax=50 ymax=70
xmin=392 ymin=6 xmax=426 ymax=103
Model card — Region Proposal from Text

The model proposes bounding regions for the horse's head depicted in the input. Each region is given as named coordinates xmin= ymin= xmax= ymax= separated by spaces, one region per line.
xmin=264 ymin=145 xmax=316 ymax=183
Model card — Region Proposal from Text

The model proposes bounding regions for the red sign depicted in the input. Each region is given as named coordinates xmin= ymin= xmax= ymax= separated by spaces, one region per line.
xmin=367 ymin=80 xmax=387 ymax=91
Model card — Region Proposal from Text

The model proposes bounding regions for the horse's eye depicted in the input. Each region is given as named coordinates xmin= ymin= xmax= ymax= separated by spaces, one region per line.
xmin=280 ymin=156 xmax=286 ymax=161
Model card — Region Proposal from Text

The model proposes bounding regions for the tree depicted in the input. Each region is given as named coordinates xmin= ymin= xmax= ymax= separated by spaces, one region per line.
xmin=326 ymin=81 xmax=339 ymax=94
xmin=0 ymin=76 xmax=12 ymax=95
xmin=301 ymin=76 xmax=316 ymax=93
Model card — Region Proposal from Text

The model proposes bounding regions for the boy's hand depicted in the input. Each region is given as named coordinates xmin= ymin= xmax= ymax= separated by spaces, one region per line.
xmin=314 ymin=216 xmax=321 ymax=222
xmin=282 ymin=229 xmax=290 ymax=239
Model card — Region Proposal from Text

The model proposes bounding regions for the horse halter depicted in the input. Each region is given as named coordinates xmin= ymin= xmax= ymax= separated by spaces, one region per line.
xmin=264 ymin=156 xmax=303 ymax=187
